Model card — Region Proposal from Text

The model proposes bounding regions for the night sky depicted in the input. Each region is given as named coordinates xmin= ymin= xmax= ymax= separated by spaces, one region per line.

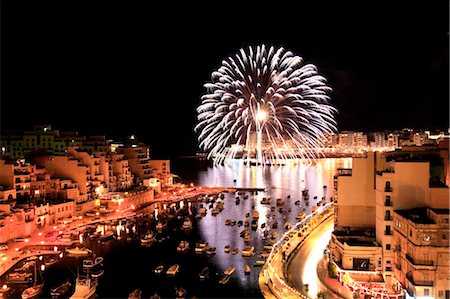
xmin=2 ymin=0 xmax=449 ymax=158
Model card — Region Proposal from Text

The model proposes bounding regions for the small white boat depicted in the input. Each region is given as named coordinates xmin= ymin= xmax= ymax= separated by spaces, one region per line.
xmin=218 ymin=274 xmax=230 ymax=285
xmin=70 ymin=276 xmax=97 ymax=299
xmin=224 ymin=266 xmax=235 ymax=275
xmin=241 ymin=246 xmax=255 ymax=257
xmin=22 ymin=284 xmax=43 ymax=299
xmin=166 ymin=264 xmax=179 ymax=276
xmin=140 ymin=231 xmax=156 ymax=244
xmin=66 ymin=246 xmax=92 ymax=256
xmin=154 ymin=265 xmax=164 ymax=274
xmin=22 ymin=260 xmax=44 ymax=299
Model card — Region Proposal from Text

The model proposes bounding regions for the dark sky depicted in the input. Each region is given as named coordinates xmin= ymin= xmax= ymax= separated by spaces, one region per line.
xmin=2 ymin=0 xmax=449 ymax=158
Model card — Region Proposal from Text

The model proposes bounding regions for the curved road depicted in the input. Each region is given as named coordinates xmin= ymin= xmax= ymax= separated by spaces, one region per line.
xmin=285 ymin=217 xmax=339 ymax=298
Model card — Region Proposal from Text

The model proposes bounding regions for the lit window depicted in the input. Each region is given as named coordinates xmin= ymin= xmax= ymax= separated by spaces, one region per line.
xmin=423 ymin=234 xmax=431 ymax=242
xmin=424 ymin=289 xmax=429 ymax=296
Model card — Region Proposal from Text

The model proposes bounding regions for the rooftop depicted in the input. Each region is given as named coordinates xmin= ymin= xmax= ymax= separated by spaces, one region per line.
xmin=395 ymin=208 xmax=436 ymax=224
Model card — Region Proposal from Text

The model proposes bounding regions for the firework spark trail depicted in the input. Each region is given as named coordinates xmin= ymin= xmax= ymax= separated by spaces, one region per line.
xmin=195 ymin=44 xmax=337 ymax=165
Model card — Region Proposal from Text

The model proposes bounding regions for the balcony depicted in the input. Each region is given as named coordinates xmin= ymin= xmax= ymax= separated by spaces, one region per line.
xmin=395 ymin=263 xmax=401 ymax=270
xmin=384 ymin=187 xmax=393 ymax=192
xmin=384 ymin=230 xmax=392 ymax=235
xmin=384 ymin=200 xmax=393 ymax=207
xmin=384 ymin=215 xmax=393 ymax=221
xmin=406 ymin=273 xmax=433 ymax=286
xmin=406 ymin=254 xmax=434 ymax=266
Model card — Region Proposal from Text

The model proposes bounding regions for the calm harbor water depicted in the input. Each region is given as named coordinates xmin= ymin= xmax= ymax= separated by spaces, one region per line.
xmin=7 ymin=158 xmax=351 ymax=299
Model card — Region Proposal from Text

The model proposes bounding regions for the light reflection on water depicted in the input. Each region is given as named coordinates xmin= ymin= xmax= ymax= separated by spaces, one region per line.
xmin=185 ymin=158 xmax=351 ymax=294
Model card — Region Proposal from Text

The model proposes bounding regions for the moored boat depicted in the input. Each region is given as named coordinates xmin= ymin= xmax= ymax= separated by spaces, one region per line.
xmin=224 ymin=266 xmax=235 ymax=275
xmin=154 ymin=265 xmax=164 ymax=274
xmin=166 ymin=264 xmax=179 ymax=276
xmin=22 ymin=284 xmax=43 ymax=299
xmin=175 ymin=288 xmax=186 ymax=299
xmin=66 ymin=246 xmax=92 ymax=256
xmin=198 ymin=266 xmax=209 ymax=280
xmin=128 ymin=289 xmax=142 ymax=299
xmin=244 ymin=264 xmax=251 ymax=275
xmin=50 ymin=280 xmax=71 ymax=298
xmin=70 ymin=276 xmax=97 ymax=299
xmin=241 ymin=246 xmax=255 ymax=257
xmin=176 ymin=240 xmax=189 ymax=252
xmin=218 ymin=274 xmax=230 ymax=285
xmin=140 ymin=231 xmax=156 ymax=244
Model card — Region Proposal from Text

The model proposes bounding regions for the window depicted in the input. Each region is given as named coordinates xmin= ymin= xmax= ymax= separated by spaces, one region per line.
xmin=410 ymin=229 xmax=413 ymax=237
xmin=386 ymin=244 xmax=391 ymax=250
xmin=438 ymin=290 xmax=443 ymax=297
xmin=424 ymin=289 xmax=430 ymax=296
xmin=423 ymin=234 xmax=431 ymax=242
xmin=443 ymin=234 xmax=448 ymax=240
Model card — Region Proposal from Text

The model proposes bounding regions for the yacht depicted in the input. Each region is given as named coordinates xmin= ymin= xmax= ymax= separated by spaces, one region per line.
xmin=224 ymin=245 xmax=231 ymax=253
xmin=252 ymin=211 xmax=259 ymax=220
xmin=21 ymin=261 xmax=43 ymax=299
xmin=166 ymin=264 xmax=179 ymax=276
xmin=70 ymin=275 xmax=97 ymax=299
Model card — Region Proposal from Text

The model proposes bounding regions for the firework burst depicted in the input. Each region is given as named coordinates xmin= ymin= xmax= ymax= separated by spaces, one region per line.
xmin=195 ymin=44 xmax=337 ymax=165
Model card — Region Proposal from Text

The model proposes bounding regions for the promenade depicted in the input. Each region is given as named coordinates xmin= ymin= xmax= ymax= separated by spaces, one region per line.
xmin=258 ymin=204 xmax=334 ymax=299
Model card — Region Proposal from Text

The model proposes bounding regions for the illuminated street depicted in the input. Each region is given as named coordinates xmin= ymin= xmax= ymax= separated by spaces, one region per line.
xmin=286 ymin=217 xmax=336 ymax=298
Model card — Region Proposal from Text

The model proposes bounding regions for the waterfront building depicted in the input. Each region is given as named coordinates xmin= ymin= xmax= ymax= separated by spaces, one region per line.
xmin=149 ymin=160 xmax=173 ymax=188
xmin=107 ymin=152 xmax=133 ymax=191
xmin=0 ymin=125 xmax=108 ymax=159
xmin=393 ymin=207 xmax=449 ymax=298
xmin=118 ymin=138 xmax=152 ymax=185
xmin=330 ymin=141 xmax=449 ymax=297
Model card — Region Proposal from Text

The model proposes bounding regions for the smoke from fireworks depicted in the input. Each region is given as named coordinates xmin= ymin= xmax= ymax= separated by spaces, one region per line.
xmin=195 ymin=44 xmax=337 ymax=165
